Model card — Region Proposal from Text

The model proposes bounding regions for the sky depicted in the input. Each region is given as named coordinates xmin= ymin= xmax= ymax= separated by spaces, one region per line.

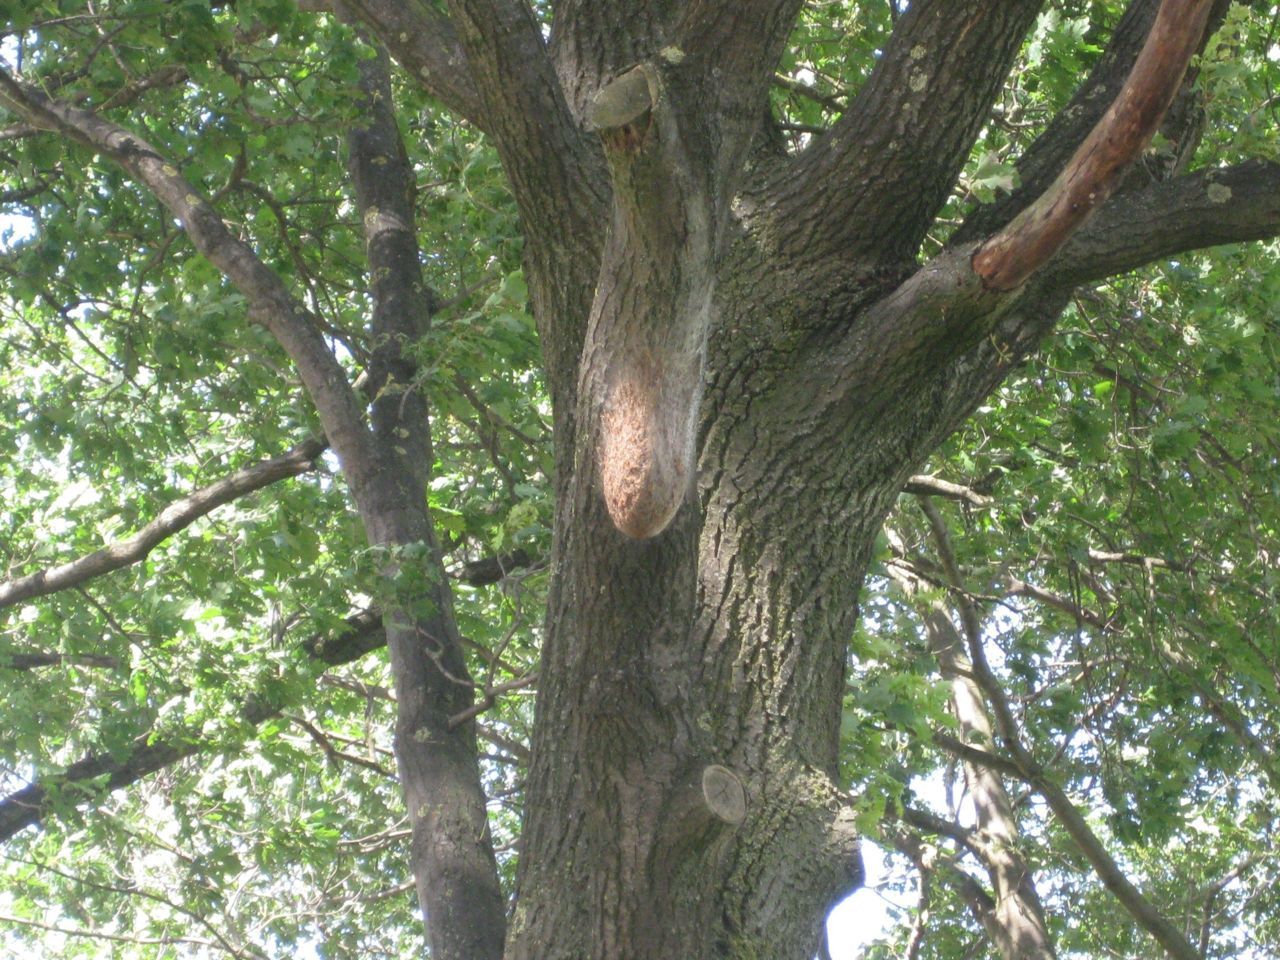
xmin=827 ymin=840 xmax=904 ymax=957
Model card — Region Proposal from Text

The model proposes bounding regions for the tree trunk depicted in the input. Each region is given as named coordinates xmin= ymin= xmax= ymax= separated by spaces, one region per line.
xmin=498 ymin=2 xmax=1221 ymax=956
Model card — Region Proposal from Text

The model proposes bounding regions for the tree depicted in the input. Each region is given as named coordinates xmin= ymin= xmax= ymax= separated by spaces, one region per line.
xmin=0 ymin=1 xmax=1277 ymax=958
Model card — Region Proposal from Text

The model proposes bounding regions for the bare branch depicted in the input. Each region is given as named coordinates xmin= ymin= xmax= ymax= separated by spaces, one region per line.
xmin=1004 ymin=576 xmax=1113 ymax=631
xmin=0 ymin=913 xmax=220 ymax=951
xmin=957 ymin=584 xmax=1200 ymax=960
xmin=904 ymin=475 xmax=993 ymax=507
xmin=931 ymin=732 xmax=1024 ymax=779
xmin=912 ymin=500 xmax=1057 ymax=960
xmin=908 ymin=500 xmax=1200 ymax=960
xmin=1025 ymin=763 xmax=1201 ymax=960
xmin=448 ymin=673 xmax=537 ymax=729
xmin=882 ymin=820 xmax=1004 ymax=948
xmin=289 ymin=714 xmax=396 ymax=778
xmin=0 ymin=440 xmax=326 ymax=611
xmin=9 ymin=854 xmax=266 ymax=960
xmin=973 ymin=0 xmax=1217 ymax=291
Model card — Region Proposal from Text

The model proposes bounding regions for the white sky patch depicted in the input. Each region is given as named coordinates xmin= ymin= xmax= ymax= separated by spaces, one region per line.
xmin=826 ymin=840 xmax=910 ymax=957
xmin=0 ymin=213 xmax=35 ymax=251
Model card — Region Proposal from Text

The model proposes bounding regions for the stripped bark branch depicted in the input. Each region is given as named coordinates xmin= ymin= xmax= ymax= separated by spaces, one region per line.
xmin=973 ymin=0 xmax=1216 ymax=291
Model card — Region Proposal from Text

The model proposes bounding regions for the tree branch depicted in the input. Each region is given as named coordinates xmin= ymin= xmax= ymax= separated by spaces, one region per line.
xmin=903 ymin=501 xmax=1201 ymax=960
xmin=956 ymin=0 xmax=1231 ymax=245
xmin=1023 ymin=764 xmax=1201 ymax=960
xmin=438 ymin=0 xmax=606 ymax=425
xmin=336 ymin=0 xmax=486 ymax=128
xmin=0 ymin=612 xmax=385 ymax=845
xmin=342 ymin=41 xmax=507 ymax=959
xmin=0 ymin=69 xmax=381 ymax=494
xmin=903 ymin=475 xmax=993 ymax=508
xmin=449 ymin=549 xmax=534 ymax=587
xmin=913 ymin=499 xmax=1057 ymax=960
xmin=0 ymin=652 xmax=120 ymax=670
xmin=955 ymin=582 xmax=1201 ymax=960
xmin=0 ymin=439 xmax=326 ymax=611
xmin=1049 ymin=160 xmax=1280 ymax=286
xmin=441 ymin=0 xmax=603 ymax=231
xmin=972 ymin=0 xmax=1217 ymax=291
xmin=882 ymin=821 xmax=1004 ymax=949
xmin=930 ymin=732 xmax=1025 ymax=780
xmin=770 ymin=0 xmax=1043 ymax=264
xmin=1004 ymin=576 xmax=1113 ymax=631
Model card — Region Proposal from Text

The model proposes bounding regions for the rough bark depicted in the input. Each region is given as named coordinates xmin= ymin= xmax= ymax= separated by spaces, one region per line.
xmin=487 ymin=0 xmax=1277 ymax=956
xmin=769 ymin=0 xmax=1046 ymax=266
xmin=336 ymin=0 xmax=485 ymax=128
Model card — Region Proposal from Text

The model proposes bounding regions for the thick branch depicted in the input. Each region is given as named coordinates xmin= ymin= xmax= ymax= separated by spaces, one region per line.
xmin=672 ymin=0 xmax=809 ymax=181
xmin=883 ymin=821 xmax=1005 ymax=948
xmin=955 ymin=597 xmax=1201 ymax=960
xmin=441 ymin=0 xmax=604 ymax=241
xmin=1025 ymin=767 xmax=1200 ymax=960
xmin=972 ymin=0 xmax=1216 ymax=291
xmin=770 ymin=0 xmax=1043 ymax=263
xmin=0 ymin=440 xmax=325 ymax=611
xmin=337 ymin=0 xmax=486 ymax=128
xmin=344 ymin=44 xmax=506 ymax=959
xmin=440 ymin=0 xmax=606 ymax=426
xmin=1050 ymin=160 xmax=1280 ymax=285
xmin=451 ymin=549 xmax=534 ymax=587
xmin=547 ymin=2 xmax=671 ymax=117
xmin=915 ymin=502 xmax=1057 ymax=960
